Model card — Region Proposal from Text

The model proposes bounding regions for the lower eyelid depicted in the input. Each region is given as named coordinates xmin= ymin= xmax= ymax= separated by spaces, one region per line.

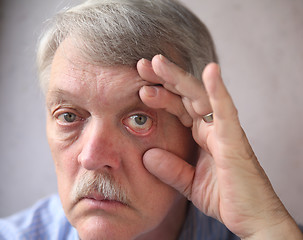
xmin=124 ymin=125 xmax=154 ymax=136
xmin=123 ymin=115 xmax=155 ymax=136
xmin=55 ymin=114 xmax=83 ymax=126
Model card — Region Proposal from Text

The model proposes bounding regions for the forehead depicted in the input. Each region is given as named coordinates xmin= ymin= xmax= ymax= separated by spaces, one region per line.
xmin=47 ymin=40 xmax=147 ymax=107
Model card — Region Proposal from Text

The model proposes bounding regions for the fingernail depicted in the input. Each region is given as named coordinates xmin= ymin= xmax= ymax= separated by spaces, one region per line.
xmin=143 ymin=86 xmax=158 ymax=97
xmin=141 ymin=58 xmax=152 ymax=67
xmin=159 ymin=54 xmax=170 ymax=64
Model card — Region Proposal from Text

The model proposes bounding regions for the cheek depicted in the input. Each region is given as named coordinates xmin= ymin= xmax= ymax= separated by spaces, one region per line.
xmin=142 ymin=190 xmax=180 ymax=231
xmin=119 ymin=136 xmax=179 ymax=219
xmin=47 ymin=119 xmax=80 ymax=206
xmin=49 ymin=143 xmax=78 ymax=202
xmin=47 ymin=122 xmax=79 ymax=174
xmin=128 ymin=167 xmax=181 ymax=233
xmin=156 ymin=113 xmax=196 ymax=163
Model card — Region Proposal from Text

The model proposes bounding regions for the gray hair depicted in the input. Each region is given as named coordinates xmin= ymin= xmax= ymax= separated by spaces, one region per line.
xmin=37 ymin=0 xmax=218 ymax=93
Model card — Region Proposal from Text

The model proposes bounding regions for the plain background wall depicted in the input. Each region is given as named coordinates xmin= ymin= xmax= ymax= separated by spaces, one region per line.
xmin=0 ymin=0 xmax=302 ymax=224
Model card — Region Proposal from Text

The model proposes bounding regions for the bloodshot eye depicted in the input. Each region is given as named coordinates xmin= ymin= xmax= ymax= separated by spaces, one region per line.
xmin=123 ymin=114 xmax=153 ymax=135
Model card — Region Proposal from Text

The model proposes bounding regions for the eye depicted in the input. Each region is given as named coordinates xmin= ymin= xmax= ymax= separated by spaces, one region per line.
xmin=123 ymin=114 xmax=153 ymax=135
xmin=57 ymin=112 xmax=78 ymax=124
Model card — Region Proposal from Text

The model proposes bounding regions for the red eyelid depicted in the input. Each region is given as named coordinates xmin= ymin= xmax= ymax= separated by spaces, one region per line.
xmin=123 ymin=112 xmax=155 ymax=136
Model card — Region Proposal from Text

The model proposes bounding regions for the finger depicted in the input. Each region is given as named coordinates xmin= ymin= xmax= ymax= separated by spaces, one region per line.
xmin=139 ymin=85 xmax=193 ymax=127
xmin=151 ymin=55 xmax=212 ymax=116
xmin=137 ymin=58 xmax=184 ymax=95
xmin=202 ymin=63 xmax=243 ymax=138
xmin=143 ymin=148 xmax=195 ymax=199
xmin=137 ymin=58 xmax=164 ymax=84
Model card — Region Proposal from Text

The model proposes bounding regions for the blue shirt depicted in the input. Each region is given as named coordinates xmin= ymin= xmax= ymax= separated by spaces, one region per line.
xmin=0 ymin=194 xmax=239 ymax=239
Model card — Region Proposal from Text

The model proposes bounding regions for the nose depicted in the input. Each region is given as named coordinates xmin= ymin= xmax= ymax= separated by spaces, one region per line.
xmin=78 ymin=119 xmax=121 ymax=171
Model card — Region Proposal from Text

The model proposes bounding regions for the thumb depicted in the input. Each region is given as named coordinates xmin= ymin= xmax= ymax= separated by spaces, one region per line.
xmin=143 ymin=148 xmax=195 ymax=199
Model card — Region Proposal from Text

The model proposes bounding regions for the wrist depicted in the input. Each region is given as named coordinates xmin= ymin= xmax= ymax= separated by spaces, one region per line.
xmin=243 ymin=216 xmax=303 ymax=240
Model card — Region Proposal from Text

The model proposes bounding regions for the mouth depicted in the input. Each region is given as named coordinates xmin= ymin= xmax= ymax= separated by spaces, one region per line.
xmin=71 ymin=171 xmax=130 ymax=211
xmin=78 ymin=192 xmax=129 ymax=210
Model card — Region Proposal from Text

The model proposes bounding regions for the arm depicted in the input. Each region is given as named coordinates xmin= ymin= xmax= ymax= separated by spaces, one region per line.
xmin=137 ymin=55 xmax=303 ymax=239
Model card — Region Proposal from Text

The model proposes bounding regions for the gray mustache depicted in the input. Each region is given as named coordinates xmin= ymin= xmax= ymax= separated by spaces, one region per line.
xmin=71 ymin=171 xmax=130 ymax=205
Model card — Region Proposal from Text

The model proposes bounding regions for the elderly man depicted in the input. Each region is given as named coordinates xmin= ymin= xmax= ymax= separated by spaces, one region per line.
xmin=0 ymin=0 xmax=302 ymax=239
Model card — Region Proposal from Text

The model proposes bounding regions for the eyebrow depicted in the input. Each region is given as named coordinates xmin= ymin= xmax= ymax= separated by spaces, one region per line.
xmin=46 ymin=88 xmax=149 ymax=114
xmin=46 ymin=89 xmax=78 ymax=108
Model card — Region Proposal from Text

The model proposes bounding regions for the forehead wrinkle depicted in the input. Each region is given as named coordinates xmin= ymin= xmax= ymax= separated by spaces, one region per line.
xmin=50 ymin=40 xmax=155 ymax=111
xmin=46 ymin=82 xmax=151 ymax=115
xmin=92 ymin=69 xmax=149 ymax=106
xmin=49 ymin=64 xmax=154 ymax=112
xmin=46 ymin=89 xmax=81 ymax=109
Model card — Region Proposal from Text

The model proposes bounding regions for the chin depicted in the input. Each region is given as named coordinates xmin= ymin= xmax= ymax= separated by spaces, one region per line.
xmin=75 ymin=214 xmax=154 ymax=240
xmin=76 ymin=216 xmax=134 ymax=240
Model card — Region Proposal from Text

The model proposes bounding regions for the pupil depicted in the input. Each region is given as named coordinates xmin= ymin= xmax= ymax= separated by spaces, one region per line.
xmin=64 ymin=113 xmax=75 ymax=122
xmin=135 ymin=115 xmax=147 ymax=125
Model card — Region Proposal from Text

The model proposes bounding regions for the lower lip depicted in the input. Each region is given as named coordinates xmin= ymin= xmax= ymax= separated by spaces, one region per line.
xmin=80 ymin=198 xmax=127 ymax=211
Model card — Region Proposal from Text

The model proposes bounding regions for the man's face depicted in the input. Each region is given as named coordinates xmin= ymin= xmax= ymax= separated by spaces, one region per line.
xmin=46 ymin=42 xmax=196 ymax=240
